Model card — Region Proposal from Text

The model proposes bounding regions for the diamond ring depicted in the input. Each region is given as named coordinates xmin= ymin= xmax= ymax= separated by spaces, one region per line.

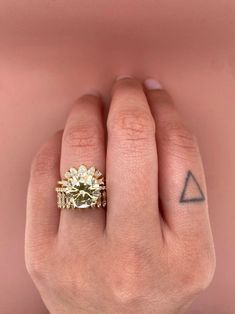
xmin=56 ymin=165 xmax=106 ymax=209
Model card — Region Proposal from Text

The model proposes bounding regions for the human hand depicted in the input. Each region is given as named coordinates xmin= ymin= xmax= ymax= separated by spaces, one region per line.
xmin=25 ymin=77 xmax=216 ymax=314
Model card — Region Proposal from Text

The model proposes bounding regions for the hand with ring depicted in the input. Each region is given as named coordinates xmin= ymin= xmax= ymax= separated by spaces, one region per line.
xmin=25 ymin=77 xmax=216 ymax=314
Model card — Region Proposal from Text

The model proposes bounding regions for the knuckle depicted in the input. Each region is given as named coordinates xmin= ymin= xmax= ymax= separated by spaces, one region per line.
xmin=50 ymin=257 xmax=85 ymax=297
xmin=25 ymin=243 xmax=51 ymax=281
xmin=64 ymin=124 xmax=102 ymax=149
xmin=108 ymin=109 xmax=155 ymax=141
xmin=25 ymin=258 xmax=48 ymax=282
xmin=109 ymin=244 xmax=155 ymax=304
xmin=176 ymin=247 xmax=216 ymax=296
xmin=161 ymin=122 xmax=199 ymax=155
xmin=110 ymin=270 xmax=141 ymax=305
xmin=112 ymin=283 xmax=139 ymax=305
xmin=25 ymin=244 xmax=55 ymax=283
xmin=108 ymin=110 xmax=155 ymax=159
xmin=194 ymin=249 xmax=216 ymax=292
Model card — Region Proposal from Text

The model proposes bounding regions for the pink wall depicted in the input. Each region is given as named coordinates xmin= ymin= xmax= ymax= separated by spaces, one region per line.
xmin=0 ymin=1 xmax=235 ymax=313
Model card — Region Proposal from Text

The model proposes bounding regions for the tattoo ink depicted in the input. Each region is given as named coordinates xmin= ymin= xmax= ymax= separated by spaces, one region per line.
xmin=179 ymin=170 xmax=205 ymax=203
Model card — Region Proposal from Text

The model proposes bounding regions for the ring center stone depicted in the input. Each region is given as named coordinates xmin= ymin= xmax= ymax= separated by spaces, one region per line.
xmin=60 ymin=165 xmax=103 ymax=209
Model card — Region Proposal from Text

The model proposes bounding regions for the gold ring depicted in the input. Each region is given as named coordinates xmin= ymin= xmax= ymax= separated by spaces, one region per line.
xmin=55 ymin=165 xmax=106 ymax=209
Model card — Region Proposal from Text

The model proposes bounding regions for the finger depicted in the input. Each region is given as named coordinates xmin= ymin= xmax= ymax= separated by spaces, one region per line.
xmin=106 ymin=77 xmax=162 ymax=243
xmin=26 ymin=131 xmax=62 ymax=248
xmin=59 ymin=94 xmax=106 ymax=241
xmin=144 ymin=80 xmax=213 ymax=244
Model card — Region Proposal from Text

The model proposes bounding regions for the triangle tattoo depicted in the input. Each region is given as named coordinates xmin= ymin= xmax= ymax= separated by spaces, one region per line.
xmin=179 ymin=170 xmax=205 ymax=203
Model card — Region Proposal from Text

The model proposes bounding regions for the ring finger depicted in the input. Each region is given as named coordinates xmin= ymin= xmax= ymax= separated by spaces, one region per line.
xmin=59 ymin=94 xmax=106 ymax=242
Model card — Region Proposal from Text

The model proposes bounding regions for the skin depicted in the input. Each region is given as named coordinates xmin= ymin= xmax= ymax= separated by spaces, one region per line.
xmin=25 ymin=77 xmax=216 ymax=314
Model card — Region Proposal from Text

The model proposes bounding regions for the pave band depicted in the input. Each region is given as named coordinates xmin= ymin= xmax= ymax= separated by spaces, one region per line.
xmin=55 ymin=165 xmax=106 ymax=209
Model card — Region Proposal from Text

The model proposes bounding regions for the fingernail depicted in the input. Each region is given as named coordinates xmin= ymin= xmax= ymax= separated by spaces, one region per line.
xmin=84 ymin=89 xmax=100 ymax=97
xmin=144 ymin=78 xmax=162 ymax=90
xmin=116 ymin=75 xmax=133 ymax=81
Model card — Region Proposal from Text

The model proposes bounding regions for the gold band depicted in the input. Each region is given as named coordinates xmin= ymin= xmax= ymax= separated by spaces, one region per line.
xmin=55 ymin=165 xmax=106 ymax=209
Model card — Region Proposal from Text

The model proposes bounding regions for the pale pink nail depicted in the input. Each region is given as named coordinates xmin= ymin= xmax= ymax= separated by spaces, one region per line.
xmin=144 ymin=78 xmax=162 ymax=90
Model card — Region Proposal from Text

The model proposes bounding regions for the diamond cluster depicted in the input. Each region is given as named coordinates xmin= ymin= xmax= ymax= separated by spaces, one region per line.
xmin=56 ymin=165 xmax=106 ymax=209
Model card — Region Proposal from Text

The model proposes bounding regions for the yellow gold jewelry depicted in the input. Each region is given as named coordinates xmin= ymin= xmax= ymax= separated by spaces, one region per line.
xmin=56 ymin=165 xmax=106 ymax=209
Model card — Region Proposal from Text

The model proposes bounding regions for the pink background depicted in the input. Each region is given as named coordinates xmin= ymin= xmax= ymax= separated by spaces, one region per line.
xmin=0 ymin=0 xmax=235 ymax=313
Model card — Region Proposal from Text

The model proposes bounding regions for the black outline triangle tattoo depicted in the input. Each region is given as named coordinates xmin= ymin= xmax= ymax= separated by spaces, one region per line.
xmin=179 ymin=170 xmax=205 ymax=203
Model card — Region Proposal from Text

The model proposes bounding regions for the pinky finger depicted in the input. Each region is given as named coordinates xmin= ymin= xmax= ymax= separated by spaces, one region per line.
xmin=26 ymin=131 xmax=62 ymax=249
xmin=144 ymin=82 xmax=213 ymax=244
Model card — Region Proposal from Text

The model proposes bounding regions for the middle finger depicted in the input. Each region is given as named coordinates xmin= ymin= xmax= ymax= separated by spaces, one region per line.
xmin=106 ymin=77 xmax=162 ymax=243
